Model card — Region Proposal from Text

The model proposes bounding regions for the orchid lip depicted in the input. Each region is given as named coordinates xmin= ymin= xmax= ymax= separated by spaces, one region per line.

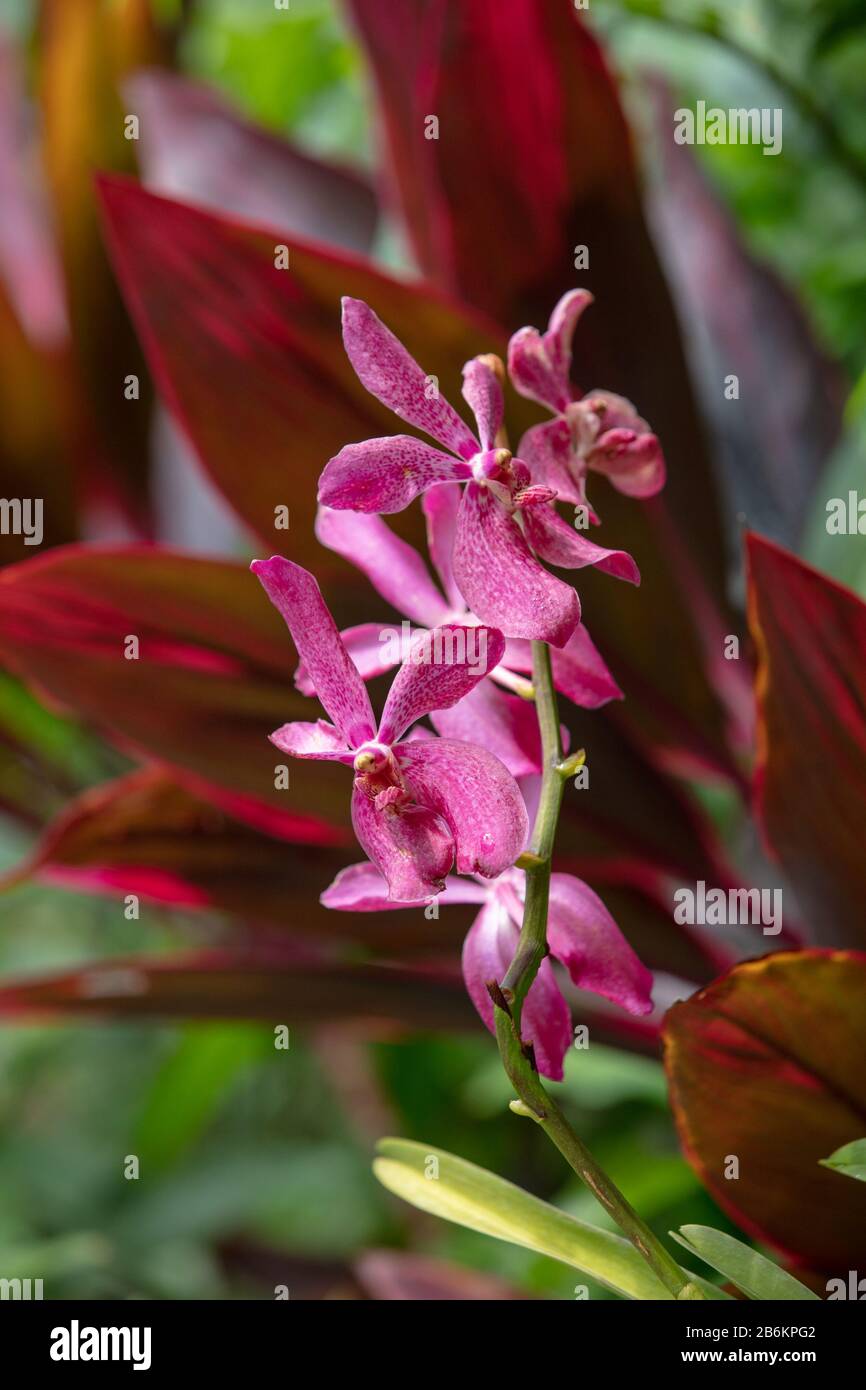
xmin=470 ymin=447 xmax=511 ymax=483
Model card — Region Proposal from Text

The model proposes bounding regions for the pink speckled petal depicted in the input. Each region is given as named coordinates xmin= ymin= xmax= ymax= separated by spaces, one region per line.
xmin=423 ymin=482 xmax=464 ymax=612
xmin=517 ymin=418 xmax=584 ymax=504
xmin=315 ymin=507 xmax=447 ymax=626
xmin=547 ymin=873 xmax=654 ymax=1016
xmin=504 ymin=625 xmax=623 ymax=710
xmin=269 ymin=719 xmax=352 ymax=761
xmin=453 ymin=483 xmax=580 ymax=647
xmin=296 ymin=622 xmax=398 ymax=696
xmin=507 ymin=289 xmax=593 ymax=413
xmin=351 ymin=781 xmax=453 ymax=903
xmin=461 ymin=901 xmax=572 ymax=1081
xmin=522 ymin=504 xmax=640 ymax=585
xmin=461 ymin=356 xmax=504 ymax=451
xmin=322 ymin=861 xmax=488 ymax=911
xmin=318 ymin=435 xmax=469 ymax=514
xmin=341 ymin=297 xmax=479 ymax=458
xmin=251 ymin=557 xmax=375 ymax=745
xmin=378 ymin=624 xmax=505 ymax=745
xmin=430 ymin=679 xmax=542 ymax=777
xmin=588 ymin=428 xmax=666 ymax=498
xmin=395 ymin=737 xmax=529 ymax=879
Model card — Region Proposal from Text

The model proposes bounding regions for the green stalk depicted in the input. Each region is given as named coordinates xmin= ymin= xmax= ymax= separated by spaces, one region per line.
xmin=491 ymin=640 xmax=702 ymax=1300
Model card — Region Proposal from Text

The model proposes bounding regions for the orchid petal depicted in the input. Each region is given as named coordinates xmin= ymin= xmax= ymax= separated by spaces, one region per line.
xmin=547 ymin=874 xmax=654 ymax=1016
xmin=350 ymin=781 xmax=453 ymax=902
xmin=396 ymin=738 xmax=529 ymax=879
xmin=318 ymin=435 xmax=469 ymax=514
xmin=341 ymin=297 xmax=479 ymax=458
xmin=522 ymin=505 xmax=640 ymax=585
xmin=430 ymin=679 xmax=542 ymax=777
xmin=423 ymin=482 xmax=464 ymax=612
xmin=588 ymin=428 xmax=666 ymax=498
xmin=378 ymin=625 xmax=505 ymax=745
xmin=461 ymin=356 xmax=504 ymax=451
xmin=462 ymin=901 xmax=572 ymax=1081
xmin=269 ymin=719 xmax=352 ymax=761
xmin=517 ymin=418 xmax=584 ymax=504
xmin=507 ymin=289 xmax=593 ymax=413
xmin=453 ymin=483 xmax=580 ymax=647
xmin=251 ymin=557 xmax=376 ymax=745
xmin=296 ymin=622 xmax=398 ymax=696
xmin=315 ymin=507 xmax=447 ymax=626
xmin=504 ymin=626 xmax=623 ymax=709
xmin=321 ymin=861 xmax=489 ymax=911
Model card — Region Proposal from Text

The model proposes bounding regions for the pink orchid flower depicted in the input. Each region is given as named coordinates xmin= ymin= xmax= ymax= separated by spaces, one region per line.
xmin=322 ymin=861 xmax=654 ymax=1082
xmin=317 ymin=298 xmax=639 ymax=649
xmin=508 ymin=289 xmax=666 ymax=513
xmin=251 ymin=557 xmax=529 ymax=903
xmin=300 ymin=498 xmax=622 ymax=777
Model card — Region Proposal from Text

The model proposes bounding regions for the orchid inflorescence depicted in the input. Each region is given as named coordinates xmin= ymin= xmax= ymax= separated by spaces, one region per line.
xmin=252 ymin=290 xmax=664 ymax=1080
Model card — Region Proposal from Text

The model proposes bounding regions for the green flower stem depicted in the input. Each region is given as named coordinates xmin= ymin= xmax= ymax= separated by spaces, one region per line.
xmin=491 ymin=639 xmax=702 ymax=1300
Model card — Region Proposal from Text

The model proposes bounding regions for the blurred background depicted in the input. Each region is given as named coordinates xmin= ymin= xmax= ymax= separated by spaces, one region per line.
xmin=0 ymin=0 xmax=863 ymax=1299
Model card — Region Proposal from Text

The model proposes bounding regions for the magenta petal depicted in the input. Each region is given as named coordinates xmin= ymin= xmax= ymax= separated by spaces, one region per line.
xmin=518 ymin=418 xmax=583 ymax=504
xmin=461 ymin=356 xmax=504 ymax=451
xmin=315 ymin=508 xmax=447 ymax=626
xmin=453 ymin=483 xmax=580 ymax=647
xmin=507 ymin=288 xmax=593 ymax=413
xmin=296 ymin=622 xmax=398 ymax=696
xmin=396 ymin=738 xmax=529 ymax=879
xmin=321 ymin=861 xmax=400 ymax=911
xmin=269 ymin=719 xmax=352 ymax=761
xmin=423 ymin=482 xmax=464 ymax=612
xmin=351 ymin=782 xmax=453 ymax=902
xmin=547 ymin=874 xmax=654 ymax=1016
xmin=522 ymin=504 xmax=640 ymax=585
xmin=462 ymin=901 xmax=572 ymax=1081
xmin=504 ymin=627 xmax=623 ymax=710
xmin=341 ymin=297 xmax=479 ymax=458
xmin=588 ymin=428 xmax=666 ymax=499
xmin=251 ymin=557 xmax=375 ymax=745
xmin=431 ymin=679 xmax=542 ymax=777
xmin=377 ymin=625 xmax=505 ymax=744
xmin=318 ymin=436 xmax=469 ymax=514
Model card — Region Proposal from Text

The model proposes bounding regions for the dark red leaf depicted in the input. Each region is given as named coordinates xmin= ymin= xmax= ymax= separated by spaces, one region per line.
xmin=664 ymin=949 xmax=866 ymax=1272
xmin=748 ymin=534 xmax=866 ymax=945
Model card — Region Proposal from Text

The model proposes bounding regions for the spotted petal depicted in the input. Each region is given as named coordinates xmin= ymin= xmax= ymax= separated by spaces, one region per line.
xmin=341 ymin=297 xmax=479 ymax=458
xmin=378 ymin=625 xmax=505 ymax=745
xmin=322 ymin=861 xmax=488 ymax=911
xmin=546 ymin=874 xmax=654 ymax=1016
xmin=462 ymin=900 xmax=572 ymax=1081
xmin=318 ymin=435 xmax=469 ymax=514
xmin=296 ymin=622 xmax=399 ymax=696
xmin=462 ymin=356 xmax=504 ymax=451
xmin=269 ymin=719 xmax=352 ymax=761
xmin=351 ymin=782 xmax=453 ymax=902
xmin=504 ymin=626 xmax=622 ymax=710
xmin=396 ymin=737 xmax=529 ymax=879
xmin=423 ymin=482 xmax=464 ymax=612
xmin=453 ymin=483 xmax=580 ymax=647
xmin=315 ymin=507 xmax=447 ymax=627
xmin=507 ymin=289 xmax=593 ymax=413
xmin=430 ymin=679 xmax=542 ymax=777
xmin=251 ymin=557 xmax=376 ymax=747
xmin=522 ymin=504 xmax=640 ymax=585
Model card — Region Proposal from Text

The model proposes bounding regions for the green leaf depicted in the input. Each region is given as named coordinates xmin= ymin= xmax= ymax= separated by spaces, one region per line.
xmin=373 ymin=1138 xmax=729 ymax=1301
xmin=820 ymin=1138 xmax=866 ymax=1182
xmin=672 ymin=1226 xmax=819 ymax=1301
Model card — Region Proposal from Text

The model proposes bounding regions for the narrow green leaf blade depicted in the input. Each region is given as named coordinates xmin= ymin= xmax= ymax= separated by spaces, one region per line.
xmin=672 ymin=1225 xmax=819 ymax=1301
xmin=374 ymin=1138 xmax=728 ymax=1301
xmin=820 ymin=1138 xmax=866 ymax=1182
